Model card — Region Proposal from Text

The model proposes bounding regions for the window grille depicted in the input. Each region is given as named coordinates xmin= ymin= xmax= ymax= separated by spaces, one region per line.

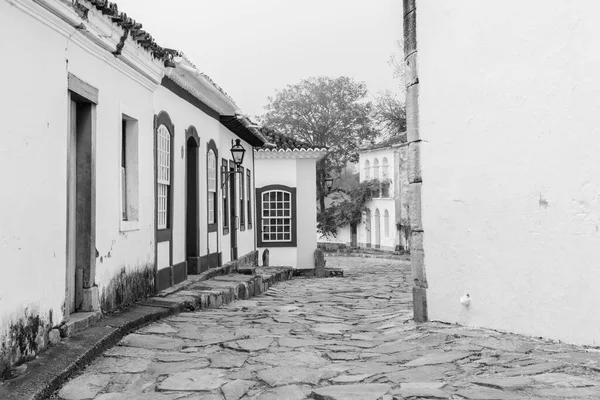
xmin=207 ymin=150 xmax=216 ymax=224
xmin=157 ymin=124 xmax=170 ymax=229
xmin=261 ymin=190 xmax=292 ymax=242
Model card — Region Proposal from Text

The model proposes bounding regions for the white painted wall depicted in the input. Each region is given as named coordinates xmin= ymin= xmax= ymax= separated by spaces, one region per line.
xmin=418 ymin=0 xmax=600 ymax=345
xmin=255 ymin=154 xmax=320 ymax=269
xmin=153 ymin=86 xmax=256 ymax=267
xmin=0 ymin=0 xmax=160 ymax=341
xmin=296 ymin=158 xmax=318 ymax=269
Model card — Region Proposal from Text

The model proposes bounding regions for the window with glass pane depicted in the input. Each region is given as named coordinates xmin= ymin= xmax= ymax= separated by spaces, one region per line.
xmin=381 ymin=157 xmax=389 ymax=197
xmin=207 ymin=149 xmax=217 ymax=224
xmin=261 ymin=190 xmax=292 ymax=242
xmin=157 ymin=124 xmax=170 ymax=229
xmin=364 ymin=160 xmax=371 ymax=180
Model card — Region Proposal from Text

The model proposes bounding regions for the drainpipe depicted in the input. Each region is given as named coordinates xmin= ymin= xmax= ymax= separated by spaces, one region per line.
xmin=404 ymin=0 xmax=428 ymax=322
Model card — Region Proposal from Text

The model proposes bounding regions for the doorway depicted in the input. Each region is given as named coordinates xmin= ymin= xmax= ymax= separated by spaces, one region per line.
xmin=374 ymin=209 xmax=381 ymax=249
xmin=66 ymin=83 xmax=97 ymax=315
xmin=229 ymin=160 xmax=238 ymax=260
xmin=365 ymin=209 xmax=372 ymax=248
xmin=351 ymin=223 xmax=357 ymax=248
xmin=186 ymin=134 xmax=200 ymax=273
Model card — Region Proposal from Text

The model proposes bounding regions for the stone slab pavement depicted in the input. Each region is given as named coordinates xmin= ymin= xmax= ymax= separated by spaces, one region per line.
xmin=49 ymin=256 xmax=600 ymax=400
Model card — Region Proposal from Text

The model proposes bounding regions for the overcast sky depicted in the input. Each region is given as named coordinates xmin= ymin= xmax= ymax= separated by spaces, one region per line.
xmin=116 ymin=0 xmax=403 ymax=117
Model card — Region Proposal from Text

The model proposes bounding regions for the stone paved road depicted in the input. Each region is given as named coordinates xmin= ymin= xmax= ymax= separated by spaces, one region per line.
xmin=53 ymin=256 xmax=600 ymax=400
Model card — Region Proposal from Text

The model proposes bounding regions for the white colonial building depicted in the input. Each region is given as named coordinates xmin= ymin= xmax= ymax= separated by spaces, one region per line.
xmin=357 ymin=137 xmax=409 ymax=252
xmin=318 ymin=136 xmax=409 ymax=253
xmin=0 ymin=0 xmax=265 ymax=375
xmin=255 ymin=128 xmax=327 ymax=270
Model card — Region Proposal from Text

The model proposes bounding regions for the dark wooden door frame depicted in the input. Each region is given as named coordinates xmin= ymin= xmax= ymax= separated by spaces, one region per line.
xmin=229 ymin=160 xmax=238 ymax=260
xmin=185 ymin=127 xmax=200 ymax=273
xmin=66 ymin=73 xmax=98 ymax=315
xmin=154 ymin=111 xmax=175 ymax=291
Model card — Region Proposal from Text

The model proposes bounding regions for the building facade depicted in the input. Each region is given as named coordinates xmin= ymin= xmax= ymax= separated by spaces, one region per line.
xmin=358 ymin=139 xmax=409 ymax=252
xmin=0 ymin=0 xmax=264 ymax=374
xmin=255 ymin=128 xmax=327 ymax=270
xmin=412 ymin=1 xmax=600 ymax=345
xmin=318 ymin=137 xmax=409 ymax=253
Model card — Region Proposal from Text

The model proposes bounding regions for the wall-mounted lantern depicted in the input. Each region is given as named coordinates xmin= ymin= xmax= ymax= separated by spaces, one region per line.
xmin=221 ymin=139 xmax=246 ymax=189
xmin=324 ymin=174 xmax=334 ymax=193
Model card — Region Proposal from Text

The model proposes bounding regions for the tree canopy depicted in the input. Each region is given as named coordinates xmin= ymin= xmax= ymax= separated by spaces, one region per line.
xmin=260 ymin=76 xmax=375 ymax=221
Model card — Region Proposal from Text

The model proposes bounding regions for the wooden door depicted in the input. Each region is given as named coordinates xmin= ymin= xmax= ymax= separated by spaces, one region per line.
xmin=229 ymin=162 xmax=237 ymax=260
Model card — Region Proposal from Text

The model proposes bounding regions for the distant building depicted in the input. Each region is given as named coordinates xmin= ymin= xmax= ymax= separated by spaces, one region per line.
xmin=318 ymin=135 xmax=409 ymax=253
xmin=254 ymin=128 xmax=327 ymax=270
xmin=358 ymin=136 xmax=409 ymax=252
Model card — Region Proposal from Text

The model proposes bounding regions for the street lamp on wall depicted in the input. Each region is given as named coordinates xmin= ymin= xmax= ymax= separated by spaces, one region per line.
xmin=324 ymin=174 xmax=334 ymax=193
xmin=221 ymin=139 xmax=246 ymax=189
xmin=230 ymin=139 xmax=245 ymax=165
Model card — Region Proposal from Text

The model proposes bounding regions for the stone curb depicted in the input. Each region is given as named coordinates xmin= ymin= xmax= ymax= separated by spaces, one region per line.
xmin=0 ymin=266 xmax=293 ymax=400
xmin=325 ymin=252 xmax=410 ymax=261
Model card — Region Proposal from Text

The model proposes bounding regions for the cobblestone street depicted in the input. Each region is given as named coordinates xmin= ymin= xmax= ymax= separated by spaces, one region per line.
xmin=54 ymin=256 xmax=600 ymax=400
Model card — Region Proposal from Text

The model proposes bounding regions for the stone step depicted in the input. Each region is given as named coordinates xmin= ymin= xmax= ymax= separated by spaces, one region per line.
xmin=0 ymin=265 xmax=293 ymax=400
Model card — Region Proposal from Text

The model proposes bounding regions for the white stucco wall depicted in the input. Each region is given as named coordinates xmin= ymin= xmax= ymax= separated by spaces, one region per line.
xmin=0 ymin=0 xmax=160 ymax=341
xmin=1 ymin=0 xmax=69 ymax=336
xmin=418 ymin=1 xmax=600 ymax=345
xmin=153 ymin=86 xmax=256 ymax=267
xmin=296 ymin=158 xmax=318 ymax=269
xmin=255 ymin=154 xmax=320 ymax=269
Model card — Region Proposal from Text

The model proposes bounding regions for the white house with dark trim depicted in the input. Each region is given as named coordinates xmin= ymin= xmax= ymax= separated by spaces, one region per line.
xmin=254 ymin=128 xmax=327 ymax=270
xmin=151 ymin=58 xmax=264 ymax=292
xmin=0 ymin=0 xmax=264 ymax=375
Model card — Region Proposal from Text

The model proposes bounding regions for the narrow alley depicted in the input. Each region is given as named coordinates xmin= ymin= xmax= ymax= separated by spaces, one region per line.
xmin=54 ymin=257 xmax=600 ymax=400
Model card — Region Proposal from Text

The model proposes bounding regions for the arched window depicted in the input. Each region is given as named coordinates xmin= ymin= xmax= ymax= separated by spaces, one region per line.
xmin=257 ymin=185 xmax=297 ymax=247
xmin=374 ymin=208 xmax=381 ymax=248
xmin=365 ymin=208 xmax=372 ymax=247
xmin=155 ymin=112 xmax=174 ymax=231
xmin=382 ymin=157 xmax=390 ymax=197
xmin=373 ymin=158 xmax=380 ymax=180
xmin=364 ymin=160 xmax=371 ymax=180
xmin=384 ymin=210 xmax=390 ymax=238
xmin=207 ymin=140 xmax=218 ymax=231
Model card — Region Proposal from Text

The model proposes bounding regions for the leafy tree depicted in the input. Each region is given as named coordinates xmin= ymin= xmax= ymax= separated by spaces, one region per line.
xmin=260 ymin=76 xmax=375 ymax=220
xmin=372 ymin=45 xmax=407 ymax=139
xmin=318 ymin=178 xmax=391 ymax=237
xmin=373 ymin=90 xmax=406 ymax=137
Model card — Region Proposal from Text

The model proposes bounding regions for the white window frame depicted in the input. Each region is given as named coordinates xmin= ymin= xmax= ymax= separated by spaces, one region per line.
xmin=207 ymin=149 xmax=217 ymax=224
xmin=261 ymin=190 xmax=293 ymax=243
xmin=157 ymin=124 xmax=171 ymax=230
xmin=119 ymin=106 xmax=140 ymax=232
